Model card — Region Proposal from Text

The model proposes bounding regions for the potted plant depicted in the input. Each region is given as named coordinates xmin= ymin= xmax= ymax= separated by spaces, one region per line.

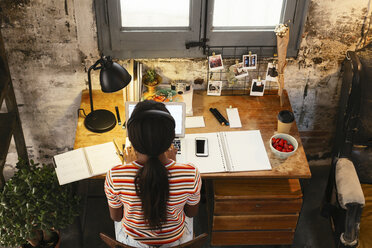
xmin=142 ymin=69 xmax=162 ymax=99
xmin=0 ymin=159 xmax=80 ymax=248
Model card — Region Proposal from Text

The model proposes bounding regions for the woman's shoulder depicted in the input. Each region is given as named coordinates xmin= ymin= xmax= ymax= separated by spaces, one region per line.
xmin=169 ymin=162 xmax=199 ymax=172
xmin=110 ymin=162 xmax=139 ymax=172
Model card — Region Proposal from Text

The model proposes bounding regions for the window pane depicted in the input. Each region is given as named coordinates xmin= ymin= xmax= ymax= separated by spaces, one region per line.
xmin=213 ymin=0 xmax=283 ymax=27
xmin=120 ymin=0 xmax=190 ymax=27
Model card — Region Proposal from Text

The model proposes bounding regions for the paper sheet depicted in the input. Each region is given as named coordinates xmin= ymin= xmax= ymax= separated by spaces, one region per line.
xmin=182 ymin=133 xmax=226 ymax=174
xmin=226 ymin=108 xmax=242 ymax=128
xmin=185 ymin=116 xmax=205 ymax=128
xmin=222 ymin=130 xmax=271 ymax=172
xmin=84 ymin=142 xmax=123 ymax=176
xmin=54 ymin=149 xmax=91 ymax=185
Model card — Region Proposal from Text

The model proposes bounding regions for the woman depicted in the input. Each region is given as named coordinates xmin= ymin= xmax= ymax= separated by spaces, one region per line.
xmin=104 ymin=100 xmax=201 ymax=247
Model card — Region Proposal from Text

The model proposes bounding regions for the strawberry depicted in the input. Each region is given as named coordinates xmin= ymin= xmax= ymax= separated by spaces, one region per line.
xmin=272 ymin=138 xmax=276 ymax=144
xmin=276 ymin=146 xmax=283 ymax=151
xmin=288 ymin=145 xmax=294 ymax=150
xmin=278 ymin=139 xmax=284 ymax=147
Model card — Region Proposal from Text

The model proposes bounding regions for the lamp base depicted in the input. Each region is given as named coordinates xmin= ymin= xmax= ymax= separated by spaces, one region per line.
xmin=84 ymin=109 xmax=116 ymax=133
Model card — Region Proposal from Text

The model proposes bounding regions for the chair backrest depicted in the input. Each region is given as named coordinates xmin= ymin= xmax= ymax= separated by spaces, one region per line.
xmin=99 ymin=232 xmax=208 ymax=248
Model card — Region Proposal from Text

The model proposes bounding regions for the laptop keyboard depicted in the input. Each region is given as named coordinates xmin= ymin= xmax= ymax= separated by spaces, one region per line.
xmin=172 ymin=139 xmax=181 ymax=154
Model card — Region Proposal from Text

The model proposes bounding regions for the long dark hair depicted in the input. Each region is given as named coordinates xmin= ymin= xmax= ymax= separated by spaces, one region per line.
xmin=127 ymin=100 xmax=175 ymax=230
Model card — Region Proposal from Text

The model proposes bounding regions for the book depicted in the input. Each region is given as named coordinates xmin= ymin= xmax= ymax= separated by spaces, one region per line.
xmin=53 ymin=142 xmax=122 ymax=185
xmin=182 ymin=130 xmax=271 ymax=174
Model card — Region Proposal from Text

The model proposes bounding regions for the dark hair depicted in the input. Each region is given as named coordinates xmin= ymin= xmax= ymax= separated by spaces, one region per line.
xmin=127 ymin=100 xmax=175 ymax=230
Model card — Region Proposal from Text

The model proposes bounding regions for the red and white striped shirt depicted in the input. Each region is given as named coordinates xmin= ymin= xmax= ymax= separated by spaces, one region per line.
xmin=104 ymin=160 xmax=201 ymax=245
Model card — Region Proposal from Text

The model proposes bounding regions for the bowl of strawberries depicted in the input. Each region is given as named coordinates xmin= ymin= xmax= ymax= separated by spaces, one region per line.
xmin=270 ymin=133 xmax=298 ymax=159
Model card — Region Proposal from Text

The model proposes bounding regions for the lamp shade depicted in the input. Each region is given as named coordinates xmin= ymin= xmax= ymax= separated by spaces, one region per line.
xmin=100 ymin=60 xmax=132 ymax=93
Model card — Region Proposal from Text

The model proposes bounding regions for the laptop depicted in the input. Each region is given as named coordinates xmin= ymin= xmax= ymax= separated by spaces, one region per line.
xmin=125 ymin=101 xmax=187 ymax=162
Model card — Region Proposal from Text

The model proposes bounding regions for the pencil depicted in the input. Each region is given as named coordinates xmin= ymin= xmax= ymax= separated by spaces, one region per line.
xmin=113 ymin=138 xmax=124 ymax=157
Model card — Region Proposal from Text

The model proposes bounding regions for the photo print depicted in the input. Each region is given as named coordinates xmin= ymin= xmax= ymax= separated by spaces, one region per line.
xmin=208 ymin=54 xmax=224 ymax=71
xmin=207 ymin=81 xmax=222 ymax=96
xmin=250 ymin=79 xmax=266 ymax=96
xmin=230 ymin=63 xmax=249 ymax=79
xmin=242 ymin=54 xmax=257 ymax=69
xmin=265 ymin=62 xmax=279 ymax=82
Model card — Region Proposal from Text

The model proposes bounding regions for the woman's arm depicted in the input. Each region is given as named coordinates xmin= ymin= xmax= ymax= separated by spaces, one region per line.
xmin=184 ymin=203 xmax=199 ymax=217
xmin=108 ymin=205 xmax=123 ymax=222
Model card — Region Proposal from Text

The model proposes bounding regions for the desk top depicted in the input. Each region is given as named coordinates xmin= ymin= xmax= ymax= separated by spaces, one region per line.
xmin=74 ymin=90 xmax=311 ymax=179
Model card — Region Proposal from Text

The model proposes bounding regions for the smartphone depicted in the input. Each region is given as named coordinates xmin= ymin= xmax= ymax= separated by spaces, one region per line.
xmin=195 ymin=137 xmax=208 ymax=157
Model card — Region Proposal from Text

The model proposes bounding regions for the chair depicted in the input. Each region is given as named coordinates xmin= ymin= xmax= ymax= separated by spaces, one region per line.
xmin=99 ymin=232 xmax=208 ymax=248
xmin=322 ymin=45 xmax=372 ymax=248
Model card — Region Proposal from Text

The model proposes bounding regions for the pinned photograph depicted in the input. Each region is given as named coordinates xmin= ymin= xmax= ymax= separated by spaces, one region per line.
xmin=250 ymin=79 xmax=266 ymax=96
xmin=230 ymin=63 xmax=249 ymax=79
xmin=208 ymin=54 xmax=224 ymax=71
xmin=207 ymin=81 xmax=222 ymax=96
xmin=265 ymin=62 xmax=279 ymax=82
xmin=242 ymin=54 xmax=257 ymax=69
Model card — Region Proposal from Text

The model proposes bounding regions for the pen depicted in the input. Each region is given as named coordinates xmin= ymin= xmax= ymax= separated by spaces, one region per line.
xmin=209 ymin=108 xmax=225 ymax=126
xmin=115 ymin=106 xmax=121 ymax=125
xmin=113 ymin=138 xmax=124 ymax=157
xmin=214 ymin=108 xmax=229 ymax=126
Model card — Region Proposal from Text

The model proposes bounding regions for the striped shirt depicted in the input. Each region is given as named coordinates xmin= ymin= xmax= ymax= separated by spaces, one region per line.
xmin=104 ymin=160 xmax=201 ymax=246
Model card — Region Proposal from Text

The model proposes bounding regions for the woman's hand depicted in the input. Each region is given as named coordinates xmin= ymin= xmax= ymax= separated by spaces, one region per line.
xmin=165 ymin=144 xmax=178 ymax=161
xmin=124 ymin=146 xmax=137 ymax=163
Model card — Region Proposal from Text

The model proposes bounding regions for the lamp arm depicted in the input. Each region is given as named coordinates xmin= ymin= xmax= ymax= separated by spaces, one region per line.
xmin=87 ymin=59 xmax=103 ymax=112
xmin=87 ymin=65 xmax=95 ymax=112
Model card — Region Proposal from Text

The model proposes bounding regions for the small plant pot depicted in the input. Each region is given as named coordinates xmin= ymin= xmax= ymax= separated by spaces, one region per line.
xmin=143 ymin=82 xmax=161 ymax=100
xmin=21 ymin=229 xmax=60 ymax=248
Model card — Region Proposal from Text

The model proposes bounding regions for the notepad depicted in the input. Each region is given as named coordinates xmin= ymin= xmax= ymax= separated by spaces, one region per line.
xmin=185 ymin=116 xmax=205 ymax=128
xmin=226 ymin=108 xmax=242 ymax=128
xmin=181 ymin=130 xmax=271 ymax=173
xmin=53 ymin=142 xmax=122 ymax=185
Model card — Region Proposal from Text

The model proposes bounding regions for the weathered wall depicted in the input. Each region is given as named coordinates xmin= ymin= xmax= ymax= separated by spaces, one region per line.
xmin=0 ymin=0 xmax=371 ymax=179
xmin=0 ymin=0 xmax=99 ymax=179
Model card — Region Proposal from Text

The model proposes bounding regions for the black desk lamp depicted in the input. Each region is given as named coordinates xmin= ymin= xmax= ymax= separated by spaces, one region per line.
xmin=84 ymin=56 xmax=131 ymax=133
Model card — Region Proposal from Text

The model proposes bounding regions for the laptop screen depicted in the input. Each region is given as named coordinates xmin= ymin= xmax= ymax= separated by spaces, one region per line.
xmin=125 ymin=102 xmax=186 ymax=137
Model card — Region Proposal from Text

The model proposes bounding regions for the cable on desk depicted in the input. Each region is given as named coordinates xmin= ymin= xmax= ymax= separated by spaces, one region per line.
xmin=78 ymin=108 xmax=87 ymax=118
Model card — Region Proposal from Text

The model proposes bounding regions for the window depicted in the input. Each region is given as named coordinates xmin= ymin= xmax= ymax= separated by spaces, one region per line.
xmin=120 ymin=0 xmax=190 ymax=28
xmin=95 ymin=0 xmax=309 ymax=58
xmin=212 ymin=0 xmax=283 ymax=27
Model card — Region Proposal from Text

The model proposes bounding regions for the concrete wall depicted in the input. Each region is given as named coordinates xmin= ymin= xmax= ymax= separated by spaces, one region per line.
xmin=0 ymin=0 xmax=371 ymax=179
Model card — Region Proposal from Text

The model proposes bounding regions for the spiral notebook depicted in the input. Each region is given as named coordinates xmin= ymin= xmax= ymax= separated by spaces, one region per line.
xmin=181 ymin=130 xmax=271 ymax=173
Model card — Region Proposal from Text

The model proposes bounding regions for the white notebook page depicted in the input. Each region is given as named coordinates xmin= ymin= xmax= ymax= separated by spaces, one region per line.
xmin=84 ymin=142 xmax=122 ymax=176
xmin=184 ymin=133 xmax=226 ymax=174
xmin=222 ymin=130 xmax=271 ymax=172
xmin=54 ymin=148 xmax=91 ymax=185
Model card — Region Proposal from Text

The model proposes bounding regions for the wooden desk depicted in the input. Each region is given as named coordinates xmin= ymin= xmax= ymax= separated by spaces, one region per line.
xmin=74 ymin=90 xmax=126 ymax=151
xmin=74 ymin=89 xmax=311 ymax=246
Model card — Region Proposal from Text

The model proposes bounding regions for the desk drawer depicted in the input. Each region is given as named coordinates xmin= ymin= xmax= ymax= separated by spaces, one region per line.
xmin=214 ymin=179 xmax=302 ymax=200
xmin=213 ymin=214 xmax=299 ymax=230
xmin=211 ymin=230 xmax=295 ymax=246
xmin=214 ymin=198 xmax=303 ymax=215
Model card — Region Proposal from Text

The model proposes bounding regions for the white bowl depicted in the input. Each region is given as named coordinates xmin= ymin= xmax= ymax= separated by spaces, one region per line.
xmin=270 ymin=133 xmax=298 ymax=159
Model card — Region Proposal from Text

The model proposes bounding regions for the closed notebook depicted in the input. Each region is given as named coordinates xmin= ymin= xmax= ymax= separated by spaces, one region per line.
xmin=53 ymin=142 xmax=122 ymax=185
xmin=182 ymin=130 xmax=271 ymax=173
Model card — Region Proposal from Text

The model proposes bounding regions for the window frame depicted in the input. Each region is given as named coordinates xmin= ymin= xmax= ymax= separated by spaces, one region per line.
xmin=95 ymin=0 xmax=309 ymax=59
xmin=95 ymin=0 xmax=204 ymax=59
xmin=206 ymin=0 xmax=309 ymax=57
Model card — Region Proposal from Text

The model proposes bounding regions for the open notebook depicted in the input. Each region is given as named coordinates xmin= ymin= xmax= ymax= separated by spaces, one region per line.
xmin=53 ymin=142 xmax=122 ymax=185
xmin=179 ymin=130 xmax=271 ymax=173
